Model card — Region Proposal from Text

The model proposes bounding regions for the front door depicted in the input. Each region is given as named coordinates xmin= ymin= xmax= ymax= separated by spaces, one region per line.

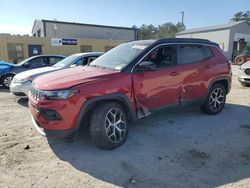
xmin=132 ymin=45 xmax=183 ymax=111
xmin=28 ymin=45 xmax=42 ymax=57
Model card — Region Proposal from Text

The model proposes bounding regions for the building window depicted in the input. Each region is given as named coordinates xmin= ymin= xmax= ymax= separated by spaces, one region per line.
xmin=81 ymin=45 xmax=92 ymax=52
xmin=7 ymin=43 xmax=24 ymax=60
xmin=105 ymin=46 xmax=115 ymax=52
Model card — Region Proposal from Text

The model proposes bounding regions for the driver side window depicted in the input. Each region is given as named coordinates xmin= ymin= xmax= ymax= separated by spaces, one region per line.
xmin=144 ymin=45 xmax=177 ymax=68
xmin=28 ymin=57 xmax=48 ymax=68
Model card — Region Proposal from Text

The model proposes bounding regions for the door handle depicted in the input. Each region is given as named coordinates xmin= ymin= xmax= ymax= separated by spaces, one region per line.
xmin=204 ymin=64 xmax=212 ymax=69
xmin=169 ymin=71 xmax=180 ymax=76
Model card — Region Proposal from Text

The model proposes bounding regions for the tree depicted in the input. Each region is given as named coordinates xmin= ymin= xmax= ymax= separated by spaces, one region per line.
xmin=176 ymin=22 xmax=186 ymax=32
xmin=154 ymin=22 xmax=178 ymax=39
xmin=231 ymin=11 xmax=250 ymax=21
xmin=137 ymin=24 xmax=158 ymax=40
xmin=136 ymin=22 xmax=186 ymax=40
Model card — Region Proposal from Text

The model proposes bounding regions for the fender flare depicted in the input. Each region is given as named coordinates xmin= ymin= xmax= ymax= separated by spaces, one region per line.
xmin=75 ymin=93 xmax=137 ymax=132
xmin=207 ymin=77 xmax=231 ymax=95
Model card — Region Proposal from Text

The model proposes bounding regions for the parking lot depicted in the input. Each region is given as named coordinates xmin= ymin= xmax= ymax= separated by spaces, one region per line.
xmin=0 ymin=65 xmax=250 ymax=188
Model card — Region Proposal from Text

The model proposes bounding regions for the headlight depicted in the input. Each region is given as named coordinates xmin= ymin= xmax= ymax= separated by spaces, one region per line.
xmin=15 ymin=76 xmax=32 ymax=83
xmin=245 ymin=68 xmax=250 ymax=75
xmin=43 ymin=89 xmax=78 ymax=100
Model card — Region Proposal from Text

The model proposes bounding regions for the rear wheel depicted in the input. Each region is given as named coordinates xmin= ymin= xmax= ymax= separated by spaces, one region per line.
xmin=90 ymin=102 xmax=128 ymax=150
xmin=201 ymin=83 xmax=226 ymax=115
xmin=234 ymin=56 xmax=245 ymax=65
xmin=1 ymin=74 xmax=14 ymax=88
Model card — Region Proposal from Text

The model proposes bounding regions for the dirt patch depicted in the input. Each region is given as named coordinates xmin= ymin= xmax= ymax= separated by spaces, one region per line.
xmin=241 ymin=149 xmax=250 ymax=161
xmin=240 ymin=124 xmax=250 ymax=129
xmin=178 ymin=149 xmax=210 ymax=169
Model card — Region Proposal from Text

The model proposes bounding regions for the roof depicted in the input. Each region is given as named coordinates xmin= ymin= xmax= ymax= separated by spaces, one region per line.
xmin=30 ymin=55 xmax=66 ymax=58
xmin=177 ymin=21 xmax=248 ymax=35
xmin=39 ymin=19 xmax=137 ymax=31
xmin=155 ymin=38 xmax=218 ymax=46
xmin=125 ymin=38 xmax=218 ymax=47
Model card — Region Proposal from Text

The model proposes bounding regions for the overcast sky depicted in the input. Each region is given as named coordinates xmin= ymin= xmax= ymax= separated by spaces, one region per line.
xmin=0 ymin=0 xmax=249 ymax=35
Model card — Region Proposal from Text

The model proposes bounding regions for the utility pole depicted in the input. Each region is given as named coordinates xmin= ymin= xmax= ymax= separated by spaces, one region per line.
xmin=180 ymin=11 xmax=184 ymax=25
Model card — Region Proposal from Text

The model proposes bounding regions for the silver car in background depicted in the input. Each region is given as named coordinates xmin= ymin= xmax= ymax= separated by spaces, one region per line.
xmin=238 ymin=61 xmax=250 ymax=87
xmin=10 ymin=52 xmax=103 ymax=97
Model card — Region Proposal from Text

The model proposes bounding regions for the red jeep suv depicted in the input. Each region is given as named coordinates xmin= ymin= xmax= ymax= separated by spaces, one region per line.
xmin=29 ymin=38 xmax=232 ymax=150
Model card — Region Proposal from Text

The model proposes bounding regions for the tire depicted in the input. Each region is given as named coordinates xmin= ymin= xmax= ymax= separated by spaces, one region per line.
xmin=234 ymin=56 xmax=245 ymax=65
xmin=1 ymin=74 xmax=14 ymax=88
xmin=201 ymin=83 xmax=226 ymax=115
xmin=241 ymin=82 xmax=250 ymax=87
xmin=90 ymin=102 xmax=128 ymax=150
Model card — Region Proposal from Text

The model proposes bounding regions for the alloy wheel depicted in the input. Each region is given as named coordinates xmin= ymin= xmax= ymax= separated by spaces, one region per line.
xmin=104 ymin=107 xmax=127 ymax=143
xmin=3 ymin=76 xmax=13 ymax=87
xmin=209 ymin=88 xmax=225 ymax=112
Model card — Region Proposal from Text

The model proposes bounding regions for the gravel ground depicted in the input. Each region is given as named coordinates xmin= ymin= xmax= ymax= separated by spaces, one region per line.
xmin=0 ymin=65 xmax=250 ymax=188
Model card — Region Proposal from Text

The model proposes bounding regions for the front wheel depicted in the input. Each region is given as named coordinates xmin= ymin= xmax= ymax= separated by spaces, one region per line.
xmin=1 ymin=74 xmax=14 ymax=88
xmin=201 ymin=83 xmax=226 ymax=115
xmin=90 ymin=102 xmax=128 ymax=150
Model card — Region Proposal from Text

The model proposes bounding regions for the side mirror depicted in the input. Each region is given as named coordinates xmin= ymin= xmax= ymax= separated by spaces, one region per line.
xmin=136 ymin=61 xmax=156 ymax=72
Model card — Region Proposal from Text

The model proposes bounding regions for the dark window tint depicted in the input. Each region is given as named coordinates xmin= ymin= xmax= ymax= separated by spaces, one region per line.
xmin=144 ymin=45 xmax=177 ymax=68
xmin=86 ymin=56 xmax=98 ymax=64
xmin=74 ymin=58 xmax=86 ymax=66
xmin=49 ymin=57 xmax=63 ymax=65
xmin=177 ymin=45 xmax=204 ymax=64
xmin=74 ymin=56 xmax=98 ymax=66
xmin=28 ymin=57 xmax=48 ymax=68
xmin=203 ymin=46 xmax=213 ymax=59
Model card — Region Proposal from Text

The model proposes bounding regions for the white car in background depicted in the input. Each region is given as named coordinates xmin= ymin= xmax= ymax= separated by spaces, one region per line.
xmin=10 ymin=52 xmax=103 ymax=97
xmin=238 ymin=61 xmax=250 ymax=87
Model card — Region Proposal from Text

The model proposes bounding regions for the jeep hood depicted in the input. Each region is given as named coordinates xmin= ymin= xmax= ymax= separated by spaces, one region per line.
xmin=33 ymin=66 xmax=120 ymax=90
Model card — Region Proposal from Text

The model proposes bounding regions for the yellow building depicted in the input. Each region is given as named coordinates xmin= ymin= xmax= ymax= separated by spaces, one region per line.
xmin=0 ymin=34 xmax=126 ymax=63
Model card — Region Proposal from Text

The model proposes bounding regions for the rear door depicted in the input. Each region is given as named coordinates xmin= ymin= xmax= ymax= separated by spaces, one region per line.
xmin=176 ymin=44 xmax=208 ymax=102
xmin=132 ymin=45 xmax=183 ymax=111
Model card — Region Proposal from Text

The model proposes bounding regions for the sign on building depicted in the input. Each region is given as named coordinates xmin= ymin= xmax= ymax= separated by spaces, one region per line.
xmin=51 ymin=38 xmax=77 ymax=46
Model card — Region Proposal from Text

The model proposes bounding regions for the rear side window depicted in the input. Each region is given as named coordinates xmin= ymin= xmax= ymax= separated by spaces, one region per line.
xmin=28 ymin=57 xmax=48 ymax=68
xmin=177 ymin=45 xmax=204 ymax=64
xmin=49 ymin=57 xmax=63 ymax=65
xmin=203 ymin=46 xmax=213 ymax=59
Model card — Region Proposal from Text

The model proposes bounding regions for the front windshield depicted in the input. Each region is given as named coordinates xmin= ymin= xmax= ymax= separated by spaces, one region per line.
xmin=53 ymin=54 xmax=80 ymax=68
xmin=89 ymin=42 xmax=150 ymax=71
